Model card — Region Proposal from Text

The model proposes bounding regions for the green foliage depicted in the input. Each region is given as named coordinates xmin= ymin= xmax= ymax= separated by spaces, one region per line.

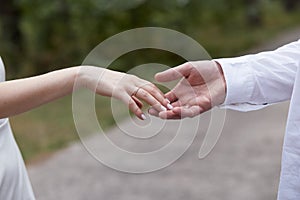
xmin=0 ymin=0 xmax=297 ymax=78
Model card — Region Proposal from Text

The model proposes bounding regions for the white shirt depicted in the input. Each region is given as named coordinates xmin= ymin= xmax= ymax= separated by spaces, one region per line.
xmin=0 ymin=58 xmax=35 ymax=200
xmin=217 ymin=39 xmax=300 ymax=200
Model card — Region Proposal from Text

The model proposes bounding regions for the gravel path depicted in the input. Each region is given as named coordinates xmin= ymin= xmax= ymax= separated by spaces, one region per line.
xmin=28 ymin=29 xmax=299 ymax=200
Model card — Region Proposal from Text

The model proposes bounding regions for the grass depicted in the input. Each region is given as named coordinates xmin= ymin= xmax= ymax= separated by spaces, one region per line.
xmin=10 ymin=3 xmax=300 ymax=164
xmin=11 ymin=96 xmax=77 ymax=163
xmin=11 ymin=95 xmax=118 ymax=164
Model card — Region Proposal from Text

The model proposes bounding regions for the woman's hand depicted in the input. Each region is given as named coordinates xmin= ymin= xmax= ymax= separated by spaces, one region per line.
xmin=78 ymin=66 xmax=171 ymax=120
xmin=0 ymin=65 xmax=170 ymax=120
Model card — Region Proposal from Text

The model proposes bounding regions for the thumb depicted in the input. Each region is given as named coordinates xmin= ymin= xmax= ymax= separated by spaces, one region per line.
xmin=155 ymin=62 xmax=192 ymax=82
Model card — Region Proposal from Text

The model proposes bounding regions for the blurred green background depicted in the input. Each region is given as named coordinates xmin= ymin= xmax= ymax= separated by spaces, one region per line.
xmin=1 ymin=0 xmax=299 ymax=164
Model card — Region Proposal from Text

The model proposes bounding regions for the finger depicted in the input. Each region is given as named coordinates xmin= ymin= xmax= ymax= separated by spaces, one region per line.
xmin=143 ymin=82 xmax=165 ymax=97
xmin=132 ymin=95 xmax=144 ymax=109
xmin=120 ymin=94 xmax=146 ymax=120
xmin=172 ymin=106 xmax=203 ymax=118
xmin=187 ymin=96 xmax=212 ymax=113
xmin=158 ymin=110 xmax=182 ymax=120
xmin=165 ymin=95 xmax=192 ymax=108
xmin=148 ymin=107 xmax=159 ymax=117
xmin=155 ymin=62 xmax=192 ymax=82
xmin=164 ymin=91 xmax=177 ymax=103
xmin=142 ymin=83 xmax=171 ymax=109
xmin=170 ymin=101 xmax=181 ymax=108
xmin=170 ymin=95 xmax=205 ymax=109
xmin=135 ymin=88 xmax=167 ymax=112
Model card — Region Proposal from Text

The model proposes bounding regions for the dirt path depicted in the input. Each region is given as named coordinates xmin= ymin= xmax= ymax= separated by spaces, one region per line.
xmin=28 ymin=29 xmax=299 ymax=200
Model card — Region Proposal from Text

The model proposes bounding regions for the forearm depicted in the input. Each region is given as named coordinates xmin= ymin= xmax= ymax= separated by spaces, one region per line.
xmin=0 ymin=67 xmax=81 ymax=118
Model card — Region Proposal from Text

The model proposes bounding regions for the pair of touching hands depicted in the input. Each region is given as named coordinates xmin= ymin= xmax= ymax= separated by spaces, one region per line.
xmin=82 ymin=60 xmax=226 ymax=120
xmin=0 ymin=60 xmax=224 ymax=120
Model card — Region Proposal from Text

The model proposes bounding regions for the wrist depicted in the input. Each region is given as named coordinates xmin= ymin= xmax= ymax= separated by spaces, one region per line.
xmin=213 ymin=61 xmax=227 ymax=105
xmin=214 ymin=61 xmax=227 ymax=94
xmin=76 ymin=66 xmax=105 ymax=90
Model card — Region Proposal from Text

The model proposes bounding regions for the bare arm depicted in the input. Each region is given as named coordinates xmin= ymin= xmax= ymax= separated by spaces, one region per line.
xmin=0 ymin=66 xmax=169 ymax=120
xmin=0 ymin=67 xmax=79 ymax=118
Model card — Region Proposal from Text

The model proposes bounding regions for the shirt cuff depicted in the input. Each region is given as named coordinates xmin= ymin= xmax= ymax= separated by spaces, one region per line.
xmin=214 ymin=57 xmax=255 ymax=105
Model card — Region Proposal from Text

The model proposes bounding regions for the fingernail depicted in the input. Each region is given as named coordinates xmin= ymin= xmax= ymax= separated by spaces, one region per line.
xmin=148 ymin=109 xmax=153 ymax=115
xmin=167 ymin=103 xmax=173 ymax=110
xmin=166 ymin=98 xmax=171 ymax=103
xmin=141 ymin=114 xmax=146 ymax=120
xmin=161 ymin=105 xmax=167 ymax=111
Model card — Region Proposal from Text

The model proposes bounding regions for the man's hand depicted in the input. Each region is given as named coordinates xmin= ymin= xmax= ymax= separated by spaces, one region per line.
xmin=148 ymin=61 xmax=227 ymax=119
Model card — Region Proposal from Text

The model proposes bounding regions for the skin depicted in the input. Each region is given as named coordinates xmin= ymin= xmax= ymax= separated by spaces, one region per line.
xmin=148 ymin=60 xmax=227 ymax=119
xmin=0 ymin=66 xmax=171 ymax=120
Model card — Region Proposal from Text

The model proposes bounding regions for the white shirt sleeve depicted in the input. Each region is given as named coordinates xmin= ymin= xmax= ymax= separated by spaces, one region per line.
xmin=215 ymin=39 xmax=300 ymax=111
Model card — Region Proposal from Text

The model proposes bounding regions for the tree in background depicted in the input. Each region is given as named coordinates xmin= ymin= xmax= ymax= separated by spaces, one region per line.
xmin=0 ymin=0 xmax=299 ymax=78
xmin=0 ymin=0 xmax=22 ymax=75
xmin=282 ymin=0 xmax=300 ymax=11
xmin=244 ymin=0 xmax=263 ymax=26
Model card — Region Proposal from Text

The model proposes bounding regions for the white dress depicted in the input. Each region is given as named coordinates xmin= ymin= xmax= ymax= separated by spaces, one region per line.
xmin=0 ymin=58 xmax=35 ymax=200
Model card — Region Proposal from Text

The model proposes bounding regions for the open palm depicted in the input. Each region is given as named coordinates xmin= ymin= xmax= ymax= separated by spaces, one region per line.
xmin=149 ymin=61 xmax=226 ymax=119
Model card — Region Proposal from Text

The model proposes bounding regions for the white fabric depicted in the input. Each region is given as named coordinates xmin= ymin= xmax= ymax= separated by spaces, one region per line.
xmin=0 ymin=58 xmax=35 ymax=200
xmin=216 ymin=39 xmax=300 ymax=200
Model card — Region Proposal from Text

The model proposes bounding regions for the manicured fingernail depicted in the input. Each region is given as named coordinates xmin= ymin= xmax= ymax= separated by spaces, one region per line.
xmin=141 ymin=114 xmax=146 ymax=120
xmin=166 ymin=98 xmax=171 ymax=103
xmin=148 ymin=108 xmax=153 ymax=114
xmin=161 ymin=105 xmax=167 ymax=111
xmin=167 ymin=103 xmax=173 ymax=110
